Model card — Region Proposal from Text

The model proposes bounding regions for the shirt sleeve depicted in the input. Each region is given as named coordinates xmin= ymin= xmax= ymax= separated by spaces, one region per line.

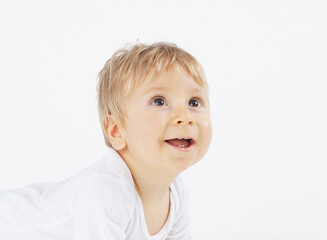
xmin=71 ymin=172 xmax=135 ymax=240
xmin=167 ymin=178 xmax=192 ymax=240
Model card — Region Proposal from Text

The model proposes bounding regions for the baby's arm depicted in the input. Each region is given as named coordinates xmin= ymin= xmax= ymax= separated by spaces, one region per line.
xmin=71 ymin=173 xmax=135 ymax=240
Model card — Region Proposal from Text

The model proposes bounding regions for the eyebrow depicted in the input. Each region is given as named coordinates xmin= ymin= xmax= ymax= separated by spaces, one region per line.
xmin=142 ymin=86 xmax=169 ymax=95
xmin=142 ymin=86 xmax=205 ymax=95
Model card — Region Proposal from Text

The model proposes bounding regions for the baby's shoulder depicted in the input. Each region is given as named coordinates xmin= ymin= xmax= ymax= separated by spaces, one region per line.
xmin=72 ymin=150 xmax=137 ymax=215
xmin=77 ymin=148 xmax=133 ymax=183
xmin=76 ymin=170 xmax=135 ymax=200
xmin=72 ymin=168 xmax=137 ymax=228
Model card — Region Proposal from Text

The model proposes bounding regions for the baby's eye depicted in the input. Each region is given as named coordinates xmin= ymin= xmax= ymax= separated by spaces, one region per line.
xmin=189 ymin=99 xmax=201 ymax=107
xmin=152 ymin=97 xmax=167 ymax=106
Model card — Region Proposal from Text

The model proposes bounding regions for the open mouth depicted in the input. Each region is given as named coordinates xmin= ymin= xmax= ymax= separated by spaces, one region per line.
xmin=164 ymin=137 xmax=195 ymax=151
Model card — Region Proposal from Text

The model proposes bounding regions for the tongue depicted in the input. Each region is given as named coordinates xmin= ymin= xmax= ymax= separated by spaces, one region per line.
xmin=166 ymin=139 xmax=190 ymax=147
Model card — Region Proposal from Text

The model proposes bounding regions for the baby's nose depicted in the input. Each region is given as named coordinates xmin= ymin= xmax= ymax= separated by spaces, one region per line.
xmin=176 ymin=118 xmax=194 ymax=126
xmin=172 ymin=108 xmax=195 ymax=126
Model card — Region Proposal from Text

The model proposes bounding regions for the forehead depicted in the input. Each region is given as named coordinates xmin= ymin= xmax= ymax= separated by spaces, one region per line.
xmin=139 ymin=67 xmax=206 ymax=95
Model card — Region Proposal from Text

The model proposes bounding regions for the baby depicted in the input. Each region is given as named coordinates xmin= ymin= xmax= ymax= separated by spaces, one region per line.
xmin=0 ymin=42 xmax=212 ymax=239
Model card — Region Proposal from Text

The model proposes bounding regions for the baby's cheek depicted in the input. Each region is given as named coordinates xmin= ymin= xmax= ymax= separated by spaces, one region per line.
xmin=134 ymin=116 xmax=160 ymax=140
xmin=204 ymin=127 xmax=213 ymax=153
xmin=198 ymin=117 xmax=212 ymax=150
xmin=143 ymin=113 xmax=162 ymax=130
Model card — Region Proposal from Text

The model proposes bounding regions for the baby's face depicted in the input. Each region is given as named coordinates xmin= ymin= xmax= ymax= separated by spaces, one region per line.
xmin=118 ymin=68 xmax=212 ymax=176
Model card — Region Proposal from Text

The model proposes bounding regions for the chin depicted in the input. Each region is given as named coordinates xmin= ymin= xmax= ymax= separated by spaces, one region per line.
xmin=170 ymin=156 xmax=198 ymax=173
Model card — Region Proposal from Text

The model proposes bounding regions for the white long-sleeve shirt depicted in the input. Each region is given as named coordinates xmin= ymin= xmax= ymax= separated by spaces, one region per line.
xmin=0 ymin=147 xmax=191 ymax=240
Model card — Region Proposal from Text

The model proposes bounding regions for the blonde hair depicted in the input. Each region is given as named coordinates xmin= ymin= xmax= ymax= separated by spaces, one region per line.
xmin=97 ymin=42 xmax=208 ymax=148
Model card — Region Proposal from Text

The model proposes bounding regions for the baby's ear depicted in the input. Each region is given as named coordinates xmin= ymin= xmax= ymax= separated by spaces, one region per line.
xmin=105 ymin=114 xmax=126 ymax=151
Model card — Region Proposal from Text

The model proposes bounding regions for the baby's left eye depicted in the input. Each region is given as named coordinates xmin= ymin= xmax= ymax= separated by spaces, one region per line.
xmin=189 ymin=99 xmax=201 ymax=107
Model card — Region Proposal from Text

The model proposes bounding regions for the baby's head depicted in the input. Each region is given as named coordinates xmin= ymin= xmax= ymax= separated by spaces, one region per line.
xmin=97 ymin=42 xmax=212 ymax=175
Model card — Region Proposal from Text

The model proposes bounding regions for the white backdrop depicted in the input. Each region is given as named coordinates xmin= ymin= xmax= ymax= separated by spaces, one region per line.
xmin=0 ymin=0 xmax=326 ymax=239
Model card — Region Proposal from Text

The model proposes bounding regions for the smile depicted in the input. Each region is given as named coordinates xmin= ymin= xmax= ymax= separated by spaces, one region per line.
xmin=164 ymin=138 xmax=195 ymax=152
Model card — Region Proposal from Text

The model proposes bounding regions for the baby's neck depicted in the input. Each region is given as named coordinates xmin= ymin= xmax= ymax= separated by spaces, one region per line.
xmin=132 ymin=173 xmax=171 ymax=204
xmin=131 ymin=169 xmax=172 ymax=236
xmin=141 ymin=187 xmax=171 ymax=236
xmin=117 ymin=148 xmax=178 ymax=205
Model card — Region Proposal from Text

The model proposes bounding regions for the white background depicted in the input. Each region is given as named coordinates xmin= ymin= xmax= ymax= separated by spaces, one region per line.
xmin=0 ymin=0 xmax=326 ymax=239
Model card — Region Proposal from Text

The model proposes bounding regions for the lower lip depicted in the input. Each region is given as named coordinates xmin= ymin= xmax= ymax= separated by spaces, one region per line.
xmin=165 ymin=141 xmax=195 ymax=152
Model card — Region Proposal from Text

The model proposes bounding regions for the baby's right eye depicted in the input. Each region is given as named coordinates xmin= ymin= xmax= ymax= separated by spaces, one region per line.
xmin=152 ymin=97 xmax=167 ymax=106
